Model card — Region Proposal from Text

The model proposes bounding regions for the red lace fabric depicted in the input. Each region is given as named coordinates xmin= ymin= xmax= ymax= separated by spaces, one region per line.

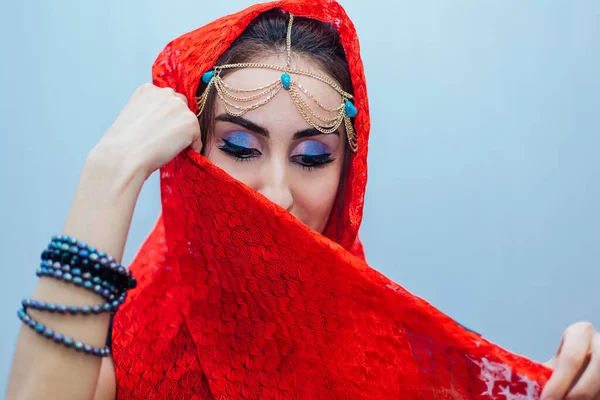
xmin=112 ymin=0 xmax=552 ymax=398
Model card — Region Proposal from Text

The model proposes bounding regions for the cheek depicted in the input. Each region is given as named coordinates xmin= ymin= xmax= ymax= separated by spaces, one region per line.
xmin=205 ymin=148 xmax=261 ymax=188
xmin=290 ymin=166 xmax=342 ymax=232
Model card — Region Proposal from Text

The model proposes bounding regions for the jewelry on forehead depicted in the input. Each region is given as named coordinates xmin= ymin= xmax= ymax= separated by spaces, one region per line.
xmin=196 ymin=13 xmax=358 ymax=152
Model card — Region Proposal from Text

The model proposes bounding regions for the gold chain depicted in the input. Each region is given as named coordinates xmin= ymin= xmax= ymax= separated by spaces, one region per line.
xmin=215 ymin=62 xmax=353 ymax=99
xmin=219 ymin=78 xmax=280 ymax=93
xmin=196 ymin=12 xmax=358 ymax=152
xmin=296 ymin=83 xmax=344 ymax=113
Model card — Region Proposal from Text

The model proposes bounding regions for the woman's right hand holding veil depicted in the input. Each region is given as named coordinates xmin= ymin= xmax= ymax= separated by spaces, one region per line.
xmin=6 ymin=84 xmax=200 ymax=400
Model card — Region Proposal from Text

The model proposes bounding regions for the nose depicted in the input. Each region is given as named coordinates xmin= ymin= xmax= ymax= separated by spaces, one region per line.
xmin=258 ymin=161 xmax=294 ymax=211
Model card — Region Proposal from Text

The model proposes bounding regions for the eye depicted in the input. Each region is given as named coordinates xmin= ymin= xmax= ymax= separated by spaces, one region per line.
xmin=291 ymin=140 xmax=334 ymax=170
xmin=218 ymin=132 xmax=262 ymax=160
xmin=291 ymin=153 xmax=334 ymax=170
xmin=219 ymin=139 xmax=261 ymax=160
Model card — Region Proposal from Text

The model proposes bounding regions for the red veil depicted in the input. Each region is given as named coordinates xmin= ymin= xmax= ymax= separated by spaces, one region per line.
xmin=112 ymin=0 xmax=551 ymax=398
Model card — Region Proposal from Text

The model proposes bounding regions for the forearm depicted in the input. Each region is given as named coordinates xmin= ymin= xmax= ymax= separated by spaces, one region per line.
xmin=63 ymin=149 xmax=144 ymax=261
xmin=6 ymin=153 xmax=144 ymax=400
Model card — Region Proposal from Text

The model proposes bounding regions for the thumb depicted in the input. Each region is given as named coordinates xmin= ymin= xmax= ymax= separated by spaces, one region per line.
xmin=543 ymin=356 xmax=557 ymax=369
xmin=191 ymin=128 xmax=203 ymax=154
xmin=543 ymin=334 xmax=565 ymax=369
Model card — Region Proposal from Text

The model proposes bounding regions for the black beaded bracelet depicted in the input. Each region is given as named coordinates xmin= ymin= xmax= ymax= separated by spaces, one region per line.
xmin=36 ymin=266 xmax=120 ymax=302
xmin=41 ymin=235 xmax=136 ymax=291
xmin=47 ymin=235 xmax=131 ymax=278
xmin=40 ymin=260 xmax=120 ymax=293
xmin=18 ymin=308 xmax=110 ymax=357
xmin=39 ymin=251 xmax=133 ymax=293
xmin=22 ymin=292 xmax=126 ymax=315
xmin=43 ymin=243 xmax=130 ymax=279
xmin=40 ymin=250 xmax=135 ymax=293
xmin=39 ymin=262 xmax=121 ymax=295
xmin=36 ymin=268 xmax=125 ymax=313
xmin=16 ymin=234 xmax=135 ymax=359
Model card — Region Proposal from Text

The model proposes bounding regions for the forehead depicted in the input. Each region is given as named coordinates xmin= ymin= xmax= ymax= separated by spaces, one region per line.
xmin=215 ymin=54 xmax=343 ymax=130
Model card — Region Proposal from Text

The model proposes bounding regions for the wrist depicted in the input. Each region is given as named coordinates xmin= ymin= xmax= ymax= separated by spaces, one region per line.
xmin=62 ymin=149 xmax=146 ymax=263
xmin=83 ymin=145 xmax=147 ymax=196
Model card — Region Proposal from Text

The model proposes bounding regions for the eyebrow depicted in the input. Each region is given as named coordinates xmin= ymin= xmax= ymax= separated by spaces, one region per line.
xmin=293 ymin=127 xmax=339 ymax=140
xmin=215 ymin=114 xmax=268 ymax=136
xmin=215 ymin=113 xmax=339 ymax=140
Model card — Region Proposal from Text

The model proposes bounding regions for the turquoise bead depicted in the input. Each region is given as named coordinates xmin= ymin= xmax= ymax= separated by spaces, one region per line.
xmin=281 ymin=73 xmax=291 ymax=89
xmin=202 ymin=70 xmax=214 ymax=84
xmin=345 ymin=100 xmax=358 ymax=118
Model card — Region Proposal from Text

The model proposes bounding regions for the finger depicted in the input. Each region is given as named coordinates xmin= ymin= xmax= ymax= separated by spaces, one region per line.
xmin=158 ymin=86 xmax=188 ymax=105
xmin=173 ymin=92 xmax=189 ymax=105
xmin=190 ymin=115 xmax=202 ymax=153
xmin=191 ymin=133 xmax=203 ymax=153
xmin=131 ymin=82 xmax=154 ymax=99
xmin=163 ymin=86 xmax=189 ymax=106
xmin=543 ymin=356 xmax=557 ymax=369
xmin=567 ymin=333 xmax=600 ymax=400
xmin=541 ymin=322 xmax=594 ymax=400
xmin=187 ymin=110 xmax=202 ymax=152
xmin=542 ymin=336 xmax=564 ymax=369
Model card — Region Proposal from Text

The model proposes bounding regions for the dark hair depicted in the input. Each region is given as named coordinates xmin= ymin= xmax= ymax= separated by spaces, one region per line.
xmin=195 ymin=8 xmax=353 ymax=238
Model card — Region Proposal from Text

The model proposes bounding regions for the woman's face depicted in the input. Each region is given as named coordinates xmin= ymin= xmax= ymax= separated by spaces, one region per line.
xmin=203 ymin=55 xmax=345 ymax=234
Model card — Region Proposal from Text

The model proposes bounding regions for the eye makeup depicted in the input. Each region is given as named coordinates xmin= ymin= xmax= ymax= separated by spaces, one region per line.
xmin=218 ymin=131 xmax=262 ymax=160
xmin=222 ymin=131 xmax=262 ymax=149
xmin=217 ymin=130 xmax=335 ymax=170
xmin=292 ymin=140 xmax=331 ymax=157
xmin=291 ymin=140 xmax=334 ymax=170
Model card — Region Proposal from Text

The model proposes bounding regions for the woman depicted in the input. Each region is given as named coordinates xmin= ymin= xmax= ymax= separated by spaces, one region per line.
xmin=7 ymin=0 xmax=600 ymax=399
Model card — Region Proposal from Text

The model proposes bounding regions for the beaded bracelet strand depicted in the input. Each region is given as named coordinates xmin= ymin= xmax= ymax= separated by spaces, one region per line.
xmin=17 ymin=308 xmax=111 ymax=357
xmin=37 ymin=265 xmax=121 ymax=301
xmin=22 ymin=293 xmax=126 ymax=315
xmin=39 ymin=252 xmax=134 ymax=293
xmin=42 ymin=244 xmax=131 ymax=282
xmin=46 ymin=235 xmax=132 ymax=278
xmin=41 ymin=241 xmax=136 ymax=292
xmin=39 ymin=260 xmax=120 ymax=293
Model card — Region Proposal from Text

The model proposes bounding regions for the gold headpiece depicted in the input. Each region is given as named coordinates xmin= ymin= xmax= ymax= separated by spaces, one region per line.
xmin=196 ymin=13 xmax=358 ymax=152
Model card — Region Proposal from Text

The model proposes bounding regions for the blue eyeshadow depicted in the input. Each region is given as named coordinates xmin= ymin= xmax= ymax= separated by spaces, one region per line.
xmin=223 ymin=131 xmax=257 ymax=148
xmin=295 ymin=141 xmax=330 ymax=156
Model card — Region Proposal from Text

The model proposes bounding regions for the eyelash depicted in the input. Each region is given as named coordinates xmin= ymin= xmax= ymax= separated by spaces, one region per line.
xmin=219 ymin=139 xmax=260 ymax=161
xmin=218 ymin=139 xmax=334 ymax=170
xmin=291 ymin=154 xmax=335 ymax=171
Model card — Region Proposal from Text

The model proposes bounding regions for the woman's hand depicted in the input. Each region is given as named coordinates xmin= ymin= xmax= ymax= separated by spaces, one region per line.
xmin=541 ymin=321 xmax=600 ymax=400
xmin=67 ymin=83 xmax=202 ymax=261
xmin=7 ymin=83 xmax=199 ymax=400
xmin=89 ymin=83 xmax=201 ymax=182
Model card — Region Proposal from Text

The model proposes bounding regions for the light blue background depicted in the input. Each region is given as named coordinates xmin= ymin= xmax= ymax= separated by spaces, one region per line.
xmin=1 ymin=0 xmax=598 ymax=392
